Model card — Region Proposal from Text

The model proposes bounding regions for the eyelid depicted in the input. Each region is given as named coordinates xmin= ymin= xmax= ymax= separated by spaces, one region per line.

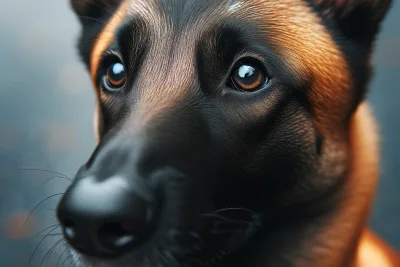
xmin=101 ymin=49 xmax=122 ymax=59
xmin=219 ymin=52 xmax=271 ymax=89
xmin=233 ymin=53 xmax=271 ymax=77
xmin=99 ymin=50 xmax=124 ymax=68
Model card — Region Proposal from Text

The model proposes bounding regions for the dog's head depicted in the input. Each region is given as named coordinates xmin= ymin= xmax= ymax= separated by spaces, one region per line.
xmin=57 ymin=0 xmax=391 ymax=266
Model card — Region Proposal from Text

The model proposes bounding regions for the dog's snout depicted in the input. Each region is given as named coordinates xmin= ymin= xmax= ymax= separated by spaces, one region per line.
xmin=56 ymin=109 xmax=212 ymax=258
xmin=57 ymin=175 xmax=156 ymax=258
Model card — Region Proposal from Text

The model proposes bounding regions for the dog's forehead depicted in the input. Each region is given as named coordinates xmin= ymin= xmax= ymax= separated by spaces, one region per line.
xmin=127 ymin=0 xmax=244 ymax=20
xmin=124 ymin=0 xmax=317 ymax=32
xmin=91 ymin=0 xmax=351 ymax=134
xmin=94 ymin=0 xmax=347 ymax=73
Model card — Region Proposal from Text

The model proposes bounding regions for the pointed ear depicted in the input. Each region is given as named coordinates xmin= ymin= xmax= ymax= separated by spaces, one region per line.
xmin=313 ymin=0 xmax=392 ymax=43
xmin=70 ymin=0 xmax=123 ymax=26
xmin=69 ymin=0 xmax=124 ymax=69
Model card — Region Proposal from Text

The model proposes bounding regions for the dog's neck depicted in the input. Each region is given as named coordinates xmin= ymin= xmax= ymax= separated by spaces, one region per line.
xmin=220 ymin=101 xmax=380 ymax=267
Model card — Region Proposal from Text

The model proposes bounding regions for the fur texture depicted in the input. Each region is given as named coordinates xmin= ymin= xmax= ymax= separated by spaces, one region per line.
xmin=56 ymin=1 xmax=397 ymax=266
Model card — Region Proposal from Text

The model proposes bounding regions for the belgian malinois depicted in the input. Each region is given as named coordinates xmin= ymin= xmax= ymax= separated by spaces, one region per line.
xmin=56 ymin=0 xmax=399 ymax=266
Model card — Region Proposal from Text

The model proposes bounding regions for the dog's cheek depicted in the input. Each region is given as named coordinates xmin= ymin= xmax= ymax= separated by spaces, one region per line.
xmin=238 ymin=105 xmax=320 ymax=205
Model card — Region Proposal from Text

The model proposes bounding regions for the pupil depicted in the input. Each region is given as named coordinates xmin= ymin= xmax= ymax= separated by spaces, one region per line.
xmin=238 ymin=65 xmax=255 ymax=79
xmin=237 ymin=65 xmax=259 ymax=84
xmin=111 ymin=63 xmax=124 ymax=80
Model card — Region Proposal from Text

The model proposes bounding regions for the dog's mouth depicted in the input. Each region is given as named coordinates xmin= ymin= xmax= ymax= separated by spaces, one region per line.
xmin=56 ymin=132 xmax=261 ymax=267
xmin=63 ymin=207 xmax=262 ymax=267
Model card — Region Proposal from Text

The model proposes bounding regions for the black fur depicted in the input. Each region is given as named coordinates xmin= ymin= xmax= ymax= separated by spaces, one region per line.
xmin=71 ymin=0 xmax=123 ymax=67
xmin=307 ymin=0 xmax=393 ymax=119
xmin=59 ymin=1 xmax=392 ymax=266
xmin=311 ymin=0 xmax=392 ymax=43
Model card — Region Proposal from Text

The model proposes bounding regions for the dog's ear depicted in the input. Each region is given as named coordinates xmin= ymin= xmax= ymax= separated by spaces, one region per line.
xmin=70 ymin=0 xmax=123 ymax=26
xmin=69 ymin=0 xmax=124 ymax=68
xmin=313 ymin=0 xmax=392 ymax=43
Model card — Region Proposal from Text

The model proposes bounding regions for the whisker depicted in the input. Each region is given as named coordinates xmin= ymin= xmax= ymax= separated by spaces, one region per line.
xmin=80 ymin=0 xmax=124 ymax=21
xmin=40 ymin=238 xmax=64 ymax=267
xmin=18 ymin=168 xmax=71 ymax=179
xmin=56 ymin=247 xmax=68 ymax=267
xmin=29 ymin=225 xmax=60 ymax=264
xmin=78 ymin=15 xmax=119 ymax=27
xmin=200 ymin=213 xmax=260 ymax=226
xmin=31 ymin=224 xmax=60 ymax=238
xmin=200 ymin=213 xmax=239 ymax=223
xmin=80 ymin=27 xmax=126 ymax=44
xmin=48 ymin=238 xmax=65 ymax=259
xmin=211 ymin=207 xmax=256 ymax=214
xmin=217 ymin=219 xmax=261 ymax=228
xmin=62 ymin=254 xmax=72 ymax=266
xmin=24 ymin=193 xmax=65 ymax=227
xmin=41 ymin=176 xmax=72 ymax=187
xmin=82 ymin=36 xmax=115 ymax=45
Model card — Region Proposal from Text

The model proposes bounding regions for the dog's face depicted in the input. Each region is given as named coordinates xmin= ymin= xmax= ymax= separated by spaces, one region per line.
xmin=57 ymin=0 xmax=391 ymax=266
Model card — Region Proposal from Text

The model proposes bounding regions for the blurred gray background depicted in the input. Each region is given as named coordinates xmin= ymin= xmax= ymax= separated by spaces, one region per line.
xmin=0 ymin=1 xmax=399 ymax=266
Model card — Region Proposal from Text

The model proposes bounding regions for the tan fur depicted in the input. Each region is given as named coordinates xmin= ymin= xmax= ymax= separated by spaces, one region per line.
xmin=93 ymin=101 xmax=101 ymax=144
xmin=287 ymin=102 xmax=399 ymax=267
xmin=241 ymin=0 xmax=351 ymax=138
xmin=90 ymin=0 xmax=128 ymax=92
xmin=88 ymin=1 xmax=398 ymax=266
xmin=90 ymin=0 xmax=350 ymax=142
xmin=356 ymin=230 xmax=400 ymax=267
xmin=350 ymin=102 xmax=400 ymax=267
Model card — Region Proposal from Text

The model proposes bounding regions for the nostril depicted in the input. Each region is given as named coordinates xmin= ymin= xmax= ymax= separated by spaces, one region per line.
xmin=56 ymin=181 xmax=157 ymax=258
xmin=99 ymin=223 xmax=136 ymax=251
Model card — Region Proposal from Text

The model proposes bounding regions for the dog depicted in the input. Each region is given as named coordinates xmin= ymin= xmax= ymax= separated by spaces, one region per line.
xmin=56 ymin=0 xmax=399 ymax=266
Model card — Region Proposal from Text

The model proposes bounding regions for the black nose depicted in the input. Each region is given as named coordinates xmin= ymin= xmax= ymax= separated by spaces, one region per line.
xmin=56 ymin=175 xmax=156 ymax=258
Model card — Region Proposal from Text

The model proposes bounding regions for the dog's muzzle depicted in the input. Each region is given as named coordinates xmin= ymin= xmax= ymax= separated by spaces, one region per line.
xmin=56 ymin=134 xmax=163 ymax=258
xmin=56 ymin=110 xmax=216 ymax=260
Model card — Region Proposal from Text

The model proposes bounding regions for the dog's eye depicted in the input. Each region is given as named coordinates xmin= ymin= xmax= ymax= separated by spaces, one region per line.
xmin=231 ymin=60 xmax=269 ymax=92
xmin=104 ymin=62 xmax=126 ymax=90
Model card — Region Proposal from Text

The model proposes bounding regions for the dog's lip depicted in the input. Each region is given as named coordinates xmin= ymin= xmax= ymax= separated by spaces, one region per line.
xmin=65 ymin=226 xmax=204 ymax=264
xmin=65 ymin=218 xmax=259 ymax=267
xmin=68 ymin=246 xmax=130 ymax=266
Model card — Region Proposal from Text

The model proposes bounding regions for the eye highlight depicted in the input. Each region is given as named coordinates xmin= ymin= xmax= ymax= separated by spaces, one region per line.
xmin=103 ymin=61 xmax=127 ymax=91
xmin=230 ymin=59 xmax=269 ymax=92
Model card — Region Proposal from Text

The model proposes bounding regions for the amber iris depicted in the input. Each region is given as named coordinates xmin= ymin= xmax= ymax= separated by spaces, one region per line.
xmin=106 ymin=62 xmax=126 ymax=89
xmin=232 ymin=64 xmax=266 ymax=91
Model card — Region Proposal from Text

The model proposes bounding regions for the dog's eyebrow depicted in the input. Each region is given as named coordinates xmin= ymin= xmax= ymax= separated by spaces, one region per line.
xmin=113 ymin=16 xmax=150 ymax=71
xmin=209 ymin=22 xmax=304 ymax=89
xmin=115 ymin=17 xmax=146 ymax=50
xmin=114 ymin=17 xmax=135 ymax=44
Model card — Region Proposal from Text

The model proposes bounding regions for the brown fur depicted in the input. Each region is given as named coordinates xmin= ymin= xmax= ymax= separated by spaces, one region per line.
xmin=91 ymin=0 xmax=351 ymax=135
xmin=78 ymin=0 xmax=398 ymax=266
xmin=90 ymin=0 xmax=128 ymax=91
xmin=350 ymin=104 xmax=399 ymax=267
xmin=244 ymin=102 xmax=399 ymax=267
xmin=356 ymin=229 xmax=400 ymax=267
